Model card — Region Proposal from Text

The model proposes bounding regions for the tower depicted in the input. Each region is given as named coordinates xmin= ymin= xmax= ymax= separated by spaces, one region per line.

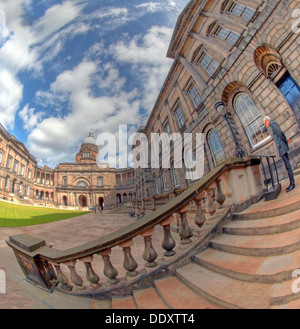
xmin=76 ymin=130 xmax=98 ymax=164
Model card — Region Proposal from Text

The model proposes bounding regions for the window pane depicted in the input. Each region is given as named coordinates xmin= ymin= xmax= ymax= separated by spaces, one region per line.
xmin=231 ymin=3 xmax=244 ymax=16
xmin=208 ymin=130 xmax=225 ymax=166
xmin=241 ymin=7 xmax=255 ymax=21
xmin=216 ymin=27 xmax=230 ymax=40
xmin=188 ymin=85 xmax=202 ymax=107
xmin=176 ymin=107 xmax=185 ymax=128
xmin=200 ymin=53 xmax=212 ymax=69
xmin=234 ymin=93 xmax=269 ymax=147
xmin=227 ymin=31 xmax=240 ymax=45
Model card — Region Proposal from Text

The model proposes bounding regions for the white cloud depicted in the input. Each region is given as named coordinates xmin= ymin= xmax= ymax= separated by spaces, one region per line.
xmin=34 ymin=1 xmax=82 ymax=43
xmin=28 ymin=60 xmax=142 ymax=167
xmin=0 ymin=69 xmax=23 ymax=129
xmin=0 ymin=0 xmax=85 ymax=129
xmin=110 ymin=25 xmax=173 ymax=113
xmin=19 ymin=104 xmax=43 ymax=131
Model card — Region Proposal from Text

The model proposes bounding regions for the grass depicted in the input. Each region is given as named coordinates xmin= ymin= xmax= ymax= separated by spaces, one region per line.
xmin=0 ymin=201 xmax=91 ymax=227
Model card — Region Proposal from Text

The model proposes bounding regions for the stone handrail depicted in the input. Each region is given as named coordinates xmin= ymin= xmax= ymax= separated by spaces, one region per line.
xmin=7 ymin=157 xmax=263 ymax=293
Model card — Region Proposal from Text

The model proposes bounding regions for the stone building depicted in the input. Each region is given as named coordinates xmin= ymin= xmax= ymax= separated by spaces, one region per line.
xmin=134 ymin=0 xmax=300 ymax=202
xmin=0 ymin=126 xmax=135 ymax=209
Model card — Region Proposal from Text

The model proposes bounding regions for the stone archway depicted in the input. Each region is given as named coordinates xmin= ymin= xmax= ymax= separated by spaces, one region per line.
xmin=79 ymin=195 xmax=87 ymax=207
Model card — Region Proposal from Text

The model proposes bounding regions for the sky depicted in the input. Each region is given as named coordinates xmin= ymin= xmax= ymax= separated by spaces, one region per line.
xmin=0 ymin=0 xmax=188 ymax=168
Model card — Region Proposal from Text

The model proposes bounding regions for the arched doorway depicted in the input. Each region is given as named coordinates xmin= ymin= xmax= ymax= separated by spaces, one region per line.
xmin=98 ymin=197 xmax=104 ymax=210
xmin=116 ymin=194 xmax=122 ymax=204
xmin=12 ymin=179 xmax=17 ymax=193
xmin=63 ymin=196 xmax=68 ymax=206
xmin=79 ymin=195 xmax=87 ymax=207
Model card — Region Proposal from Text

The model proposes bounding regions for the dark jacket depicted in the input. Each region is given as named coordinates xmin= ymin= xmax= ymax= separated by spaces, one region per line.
xmin=270 ymin=120 xmax=289 ymax=157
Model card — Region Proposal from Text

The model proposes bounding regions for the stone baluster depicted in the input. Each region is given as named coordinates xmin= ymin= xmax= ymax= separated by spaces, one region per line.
xmin=160 ymin=216 xmax=176 ymax=257
xmin=53 ymin=263 xmax=73 ymax=291
xmin=206 ymin=186 xmax=217 ymax=221
xmin=223 ymin=171 xmax=233 ymax=206
xmin=194 ymin=197 xmax=206 ymax=236
xmin=98 ymin=249 xmax=120 ymax=284
xmin=80 ymin=256 xmax=100 ymax=290
xmin=141 ymin=228 xmax=158 ymax=268
xmin=119 ymin=240 xmax=138 ymax=277
xmin=216 ymin=179 xmax=226 ymax=209
xmin=65 ymin=260 xmax=85 ymax=291
xmin=178 ymin=210 xmax=193 ymax=244
xmin=42 ymin=259 xmax=57 ymax=284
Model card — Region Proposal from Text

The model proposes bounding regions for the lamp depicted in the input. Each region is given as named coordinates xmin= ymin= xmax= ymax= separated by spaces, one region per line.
xmin=215 ymin=101 xmax=247 ymax=159
xmin=215 ymin=101 xmax=227 ymax=117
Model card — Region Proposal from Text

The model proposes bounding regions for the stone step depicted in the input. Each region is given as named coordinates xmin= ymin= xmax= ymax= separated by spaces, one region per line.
xmin=133 ymin=287 xmax=169 ymax=309
xmin=272 ymin=299 xmax=300 ymax=309
xmin=224 ymin=209 xmax=300 ymax=235
xmin=234 ymin=194 xmax=300 ymax=220
xmin=270 ymin=279 xmax=300 ymax=306
xmin=176 ymin=263 xmax=271 ymax=309
xmin=195 ymin=248 xmax=300 ymax=284
xmin=111 ymin=296 xmax=137 ymax=309
xmin=210 ymin=228 xmax=300 ymax=256
xmin=154 ymin=277 xmax=223 ymax=309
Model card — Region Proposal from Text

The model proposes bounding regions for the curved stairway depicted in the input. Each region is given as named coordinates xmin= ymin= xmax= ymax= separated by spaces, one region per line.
xmin=94 ymin=185 xmax=300 ymax=310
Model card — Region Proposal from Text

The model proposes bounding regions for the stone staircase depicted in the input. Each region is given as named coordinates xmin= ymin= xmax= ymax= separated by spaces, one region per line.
xmin=92 ymin=186 xmax=300 ymax=310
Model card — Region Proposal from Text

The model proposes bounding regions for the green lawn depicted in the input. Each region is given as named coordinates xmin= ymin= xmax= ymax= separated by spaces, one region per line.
xmin=0 ymin=201 xmax=91 ymax=227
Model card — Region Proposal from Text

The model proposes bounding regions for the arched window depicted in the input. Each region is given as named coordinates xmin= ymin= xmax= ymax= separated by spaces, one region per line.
xmin=77 ymin=181 xmax=88 ymax=188
xmin=234 ymin=93 xmax=269 ymax=147
xmin=208 ymin=130 xmax=226 ymax=166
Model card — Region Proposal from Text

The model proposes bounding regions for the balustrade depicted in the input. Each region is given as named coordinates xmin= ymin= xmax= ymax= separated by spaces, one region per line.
xmin=7 ymin=158 xmax=264 ymax=295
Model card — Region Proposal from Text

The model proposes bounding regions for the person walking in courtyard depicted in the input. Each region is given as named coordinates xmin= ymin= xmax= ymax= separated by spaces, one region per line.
xmin=263 ymin=116 xmax=295 ymax=192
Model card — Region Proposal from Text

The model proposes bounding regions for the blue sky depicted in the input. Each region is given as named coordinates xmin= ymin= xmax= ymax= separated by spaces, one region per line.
xmin=0 ymin=0 xmax=188 ymax=167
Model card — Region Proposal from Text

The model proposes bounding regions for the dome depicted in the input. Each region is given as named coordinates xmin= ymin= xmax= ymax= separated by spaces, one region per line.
xmin=83 ymin=130 xmax=97 ymax=145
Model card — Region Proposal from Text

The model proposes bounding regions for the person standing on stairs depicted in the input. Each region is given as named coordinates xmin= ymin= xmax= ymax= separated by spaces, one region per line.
xmin=263 ymin=116 xmax=295 ymax=192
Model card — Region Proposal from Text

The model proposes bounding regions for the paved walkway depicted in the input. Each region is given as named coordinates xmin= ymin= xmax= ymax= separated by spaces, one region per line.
xmin=0 ymin=211 xmax=137 ymax=309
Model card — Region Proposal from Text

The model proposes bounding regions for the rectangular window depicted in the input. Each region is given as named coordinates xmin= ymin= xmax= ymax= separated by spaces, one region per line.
xmin=215 ymin=27 xmax=240 ymax=46
xmin=7 ymin=157 xmax=12 ymax=169
xmin=28 ymin=170 xmax=31 ymax=180
xmin=0 ymin=152 xmax=3 ymax=164
xmin=14 ymin=161 xmax=19 ymax=173
xmin=175 ymin=106 xmax=185 ymax=128
xmin=229 ymin=3 xmax=255 ymax=21
xmin=98 ymin=177 xmax=103 ymax=187
xmin=20 ymin=165 xmax=25 ymax=176
xmin=26 ymin=186 xmax=30 ymax=196
xmin=199 ymin=53 xmax=219 ymax=76
xmin=63 ymin=177 xmax=67 ymax=186
xmin=188 ymin=84 xmax=203 ymax=107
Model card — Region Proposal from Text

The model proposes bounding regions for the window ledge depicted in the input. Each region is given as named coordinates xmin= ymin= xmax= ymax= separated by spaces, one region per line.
xmin=250 ymin=135 xmax=272 ymax=153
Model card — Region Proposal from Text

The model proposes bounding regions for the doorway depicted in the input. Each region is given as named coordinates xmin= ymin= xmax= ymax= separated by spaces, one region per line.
xmin=276 ymin=71 xmax=300 ymax=121
xmin=79 ymin=195 xmax=87 ymax=207
xmin=99 ymin=197 xmax=104 ymax=210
